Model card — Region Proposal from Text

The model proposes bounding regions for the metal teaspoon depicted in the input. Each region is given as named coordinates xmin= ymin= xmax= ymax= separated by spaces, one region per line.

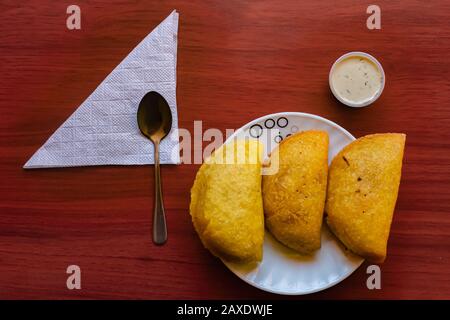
xmin=137 ymin=91 xmax=172 ymax=245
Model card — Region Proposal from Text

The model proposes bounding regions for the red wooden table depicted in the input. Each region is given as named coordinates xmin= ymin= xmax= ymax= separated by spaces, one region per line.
xmin=1 ymin=0 xmax=449 ymax=299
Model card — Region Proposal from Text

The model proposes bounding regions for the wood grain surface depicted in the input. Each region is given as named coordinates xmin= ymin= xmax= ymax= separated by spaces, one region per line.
xmin=1 ymin=0 xmax=449 ymax=299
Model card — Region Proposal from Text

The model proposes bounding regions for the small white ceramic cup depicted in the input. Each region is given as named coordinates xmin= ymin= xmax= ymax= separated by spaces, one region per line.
xmin=329 ymin=51 xmax=385 ymax=108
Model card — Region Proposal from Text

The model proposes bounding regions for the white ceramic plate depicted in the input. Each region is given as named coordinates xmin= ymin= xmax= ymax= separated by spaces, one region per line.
xmin=223 ymin=112 xmax=364 ymax=295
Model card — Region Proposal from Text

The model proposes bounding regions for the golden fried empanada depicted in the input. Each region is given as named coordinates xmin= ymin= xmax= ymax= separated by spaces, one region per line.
xmin=326 ymin=133 xmax=406 ymax=263
xmin=190 ymin=139 xmax=264 ymax=263
xmin=263 ymin=130 xmax=329 ymax=255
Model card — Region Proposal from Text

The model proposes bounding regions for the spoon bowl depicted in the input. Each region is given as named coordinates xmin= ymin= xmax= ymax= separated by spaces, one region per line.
xmin=137 ymin=91 xmax=172 ymax=245
xmin=137 ymin=91 xmax=172 ymax=142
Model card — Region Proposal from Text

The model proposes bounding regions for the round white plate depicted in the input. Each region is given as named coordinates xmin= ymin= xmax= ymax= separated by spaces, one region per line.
xmin=223 ymin=112 xmax=364 ymax=295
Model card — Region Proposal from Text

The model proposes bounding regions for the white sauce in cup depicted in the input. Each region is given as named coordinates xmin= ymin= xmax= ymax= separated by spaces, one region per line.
xmin=329 ymin=52 xmax=385 ymax=107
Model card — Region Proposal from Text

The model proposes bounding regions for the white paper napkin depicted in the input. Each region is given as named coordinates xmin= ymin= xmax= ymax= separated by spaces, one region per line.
xmin=24 ymin=10 xmax=180 ymax=169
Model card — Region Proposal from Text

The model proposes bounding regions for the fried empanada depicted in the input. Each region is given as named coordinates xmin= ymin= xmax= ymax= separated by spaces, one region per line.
xmin=190 ymin=139 xmax=264 ymax=263
xmin=262 ymin=130 xmax=329 ymax=255
xmin=326 ymin=133 xmax=406 ymax=263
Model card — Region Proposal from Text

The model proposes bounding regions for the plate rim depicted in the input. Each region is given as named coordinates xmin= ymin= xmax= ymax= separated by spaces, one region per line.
xmin=223 ymin=111 xmax=364 ymax=295
xmin=226 ymin=111 xmax=356 ymax=143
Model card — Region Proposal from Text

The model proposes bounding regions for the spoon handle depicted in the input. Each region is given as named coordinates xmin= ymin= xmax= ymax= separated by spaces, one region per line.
xmin=153 ymin=141 xmax=167 ymax=245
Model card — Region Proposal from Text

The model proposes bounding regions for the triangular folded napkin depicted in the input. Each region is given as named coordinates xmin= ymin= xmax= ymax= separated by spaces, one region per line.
xmin=24 ymin=10 xmax=180 ymax=168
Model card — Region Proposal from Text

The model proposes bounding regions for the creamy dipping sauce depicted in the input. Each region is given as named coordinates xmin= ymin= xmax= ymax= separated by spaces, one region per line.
xmin=330 ymin=55 xmax=383 ymax=105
